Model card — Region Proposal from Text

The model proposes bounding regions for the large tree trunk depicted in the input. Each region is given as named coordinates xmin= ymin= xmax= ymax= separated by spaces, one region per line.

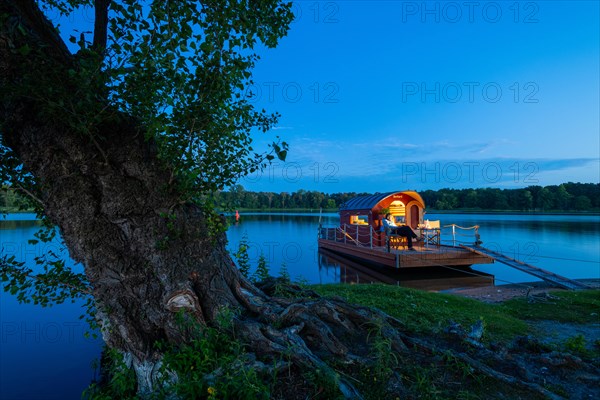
xmin=0 ymin=1 xmax=254 ymax=394
xmin=4 ymin=114 xmax=248 ymax=391
xmin=0 ymin=3 xmax=386 ymax=396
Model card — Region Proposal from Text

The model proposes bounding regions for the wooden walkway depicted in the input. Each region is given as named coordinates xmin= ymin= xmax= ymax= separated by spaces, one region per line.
xmin=461 ymin=245 xmax=591 ymax=290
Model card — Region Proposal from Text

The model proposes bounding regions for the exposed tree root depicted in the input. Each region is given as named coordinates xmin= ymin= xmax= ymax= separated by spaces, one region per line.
xmin=219 ymin=278 xmax=597 ymax=400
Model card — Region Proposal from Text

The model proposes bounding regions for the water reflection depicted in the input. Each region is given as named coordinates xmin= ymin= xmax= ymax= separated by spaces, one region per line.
xmin=317 ymin=249 xmax=494 ymax=291
xmin=0 ymin=219 xmax=41 ymax=230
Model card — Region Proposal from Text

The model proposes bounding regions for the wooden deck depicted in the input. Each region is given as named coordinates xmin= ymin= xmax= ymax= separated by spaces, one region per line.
xmin=318 ymin=239 xmax=494 ymax=269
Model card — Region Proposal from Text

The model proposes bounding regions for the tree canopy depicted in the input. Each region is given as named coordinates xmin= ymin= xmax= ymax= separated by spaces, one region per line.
xmin=0 ymin=0 xmax=293 ymax=309
xmin=209 ymin=182 xmax=600 ymax=212
xmin=1 ymin=0 xmax=291 ymax=204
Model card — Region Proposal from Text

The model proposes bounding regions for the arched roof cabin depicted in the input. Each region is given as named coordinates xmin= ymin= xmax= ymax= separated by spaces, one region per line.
xmin=340 ymin=191 xmax=426 ymax=231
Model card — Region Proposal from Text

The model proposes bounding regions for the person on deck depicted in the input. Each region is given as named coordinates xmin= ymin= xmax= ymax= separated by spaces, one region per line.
xmin=382 ymin=213 xmax=420 ymax=250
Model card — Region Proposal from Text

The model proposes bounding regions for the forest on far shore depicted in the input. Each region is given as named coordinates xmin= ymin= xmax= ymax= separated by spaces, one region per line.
xmin=1 ymin=182 xmax=599 ymax=213
xmin=214 ymin=182 xmax=599 ymax=212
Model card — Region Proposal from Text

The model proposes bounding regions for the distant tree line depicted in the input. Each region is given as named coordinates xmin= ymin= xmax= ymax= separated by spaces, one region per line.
xmin=0 ymin=185 xmax=32 ymax=212
xmin=212 ymin=182 xmax=599 ymax=212
xmin=419 ymin=183 xmax=599 ymax=211
xmin=213 ymin=185 xmax=360 ymax=211
xmin=2 ymin=182 xmax=598 ymax=213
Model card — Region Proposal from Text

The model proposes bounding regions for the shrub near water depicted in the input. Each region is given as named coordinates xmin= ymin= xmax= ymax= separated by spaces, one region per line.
xmin=158 ymin=311 xmax=270 ymax=399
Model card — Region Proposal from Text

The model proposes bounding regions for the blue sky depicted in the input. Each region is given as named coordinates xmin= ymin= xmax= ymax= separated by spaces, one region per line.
xmin=51 ymin=1 xmax=599 ymax=194
xmin=242 ymin=0 xmax=600 ymax=193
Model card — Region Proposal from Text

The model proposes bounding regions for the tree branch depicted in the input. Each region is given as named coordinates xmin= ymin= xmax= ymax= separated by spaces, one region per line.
xmin=15 ymin=183 xmax=44 ymax=207
xmin=9 ymin=0 xmax=72 ymax=62
xmin=92 ymin=0 xmax=111 ymax=54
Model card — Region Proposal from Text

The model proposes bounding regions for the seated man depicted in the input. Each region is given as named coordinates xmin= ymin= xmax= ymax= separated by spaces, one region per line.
xmin=382 ymin=213 xmax=419 ymax=250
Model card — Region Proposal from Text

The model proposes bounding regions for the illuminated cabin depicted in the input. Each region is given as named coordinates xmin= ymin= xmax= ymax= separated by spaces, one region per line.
xmin=319 ymin=191 xmax=586 ymax=289
xmin=318 ymin=191 xmax=494 ymax=269
xmin=340 ymin=190 xmax=425 ymax=234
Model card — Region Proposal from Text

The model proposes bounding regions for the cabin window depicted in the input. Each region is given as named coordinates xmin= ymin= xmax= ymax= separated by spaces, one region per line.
xmin=389 ymin=200 xmax=406 ymax=216
xmin=350 ymin=215 xmax=369 ymax=225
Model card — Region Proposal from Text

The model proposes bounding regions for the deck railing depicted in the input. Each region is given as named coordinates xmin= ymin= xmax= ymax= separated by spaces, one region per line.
xmin=441 ymin=224 xmax=481 ymax=247
xmin=320 ymin=223 xmax=482 ymax=248
xmin=318 ymin=224 xmax=385 ymax=249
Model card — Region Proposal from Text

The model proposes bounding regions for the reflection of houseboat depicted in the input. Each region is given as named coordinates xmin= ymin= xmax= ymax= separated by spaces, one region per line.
xmin=318 ymin=191 xmax=494 ymax=269
xmin=318 ymin=248 xmax=495 ymax=290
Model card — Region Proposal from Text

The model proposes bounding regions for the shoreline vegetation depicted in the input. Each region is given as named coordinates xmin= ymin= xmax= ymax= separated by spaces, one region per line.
xmin=3 ymin=208 xmax=600 ymax=217
xmin=2 ymin=182 xmax=599 ymax=215
xmin=220 ymin=208 xmax=600 ymax=216
xmin=215 ymin=182 xmax=600 ymax=213
xmin=90 ymin=278 xmax=600 ymax=399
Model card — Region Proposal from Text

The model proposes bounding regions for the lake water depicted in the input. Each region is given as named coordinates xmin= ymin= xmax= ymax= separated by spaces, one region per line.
xmin=226 ymin=212 xmax=600 ymax=286
xmin=1 ymin=212 xmax=599 ymax=399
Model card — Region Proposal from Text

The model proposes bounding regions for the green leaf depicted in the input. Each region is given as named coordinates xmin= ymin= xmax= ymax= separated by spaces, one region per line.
xmin=18 ymin=45 xmax=31 ymax=56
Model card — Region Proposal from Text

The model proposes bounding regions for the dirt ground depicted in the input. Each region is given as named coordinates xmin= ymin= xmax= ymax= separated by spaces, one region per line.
xmin=446 ymin=279 xmax=600 ymax=351
xmin=444 ymin=279 xmax=600 ymax=303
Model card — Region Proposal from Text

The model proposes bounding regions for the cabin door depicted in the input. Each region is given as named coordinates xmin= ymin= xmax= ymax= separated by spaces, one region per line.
xmin=410 ymin=205 xmax=419 ymax=229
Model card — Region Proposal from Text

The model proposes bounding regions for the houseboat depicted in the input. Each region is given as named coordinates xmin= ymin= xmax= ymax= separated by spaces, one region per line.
xmin=318 ymin=191 xmax=494 ymax=269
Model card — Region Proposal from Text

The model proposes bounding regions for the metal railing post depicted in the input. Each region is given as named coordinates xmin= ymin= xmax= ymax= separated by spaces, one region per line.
xmin=452 ymin=225 xmax=456 ymax=247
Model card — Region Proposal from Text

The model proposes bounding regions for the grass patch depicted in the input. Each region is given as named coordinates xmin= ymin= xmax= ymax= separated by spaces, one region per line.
xmin=312 ymin=285 xmax=600 ymax=344
xmin=501 ymin=289 xmax=600 ymax=324
xmin=310 ymin=284 xmax=600 ymax=398
xmin=311 ymin=283 xmax=530 ymax=343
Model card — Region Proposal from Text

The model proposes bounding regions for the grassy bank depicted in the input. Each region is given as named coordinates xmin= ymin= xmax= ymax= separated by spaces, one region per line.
xmin=312 ymin=284 xmax=600 ymax=345
xmin=309 ymin=284 xmax=599 ymax=399
xmin=88 ymin=282 xmax=599 ymax=399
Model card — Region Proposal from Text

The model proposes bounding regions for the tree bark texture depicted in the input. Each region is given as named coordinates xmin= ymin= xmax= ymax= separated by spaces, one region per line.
xmin=1 ymin=1 xmax=249 ymax=393
xmin=0 ymin=5 xmax=411 ymax=396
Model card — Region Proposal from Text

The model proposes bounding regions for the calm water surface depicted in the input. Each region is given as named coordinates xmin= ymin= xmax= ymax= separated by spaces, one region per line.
xmin=226 ymin=212 xmax=600 ymax=286
xmin=1 ymin=212 xmax=599 ymax=399
xmin=1 ymin=214 xmax=102 ymax=400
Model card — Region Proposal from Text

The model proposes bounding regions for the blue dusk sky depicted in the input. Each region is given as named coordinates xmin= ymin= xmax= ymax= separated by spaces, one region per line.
xmin=52 ymin=1 xmax=599 ymax=193
xmin=242 ymin=0 xmax=600 ymax=193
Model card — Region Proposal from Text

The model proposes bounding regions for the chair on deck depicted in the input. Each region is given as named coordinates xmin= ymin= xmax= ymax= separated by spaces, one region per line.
xmin=423 ymin=220 xmax=441 ymax=246
xmin=384 ymin=226 xmax=408 ymax=251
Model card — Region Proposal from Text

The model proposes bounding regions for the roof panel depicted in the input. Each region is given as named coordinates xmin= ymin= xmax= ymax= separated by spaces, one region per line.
xmin=340 ymin=191 xmax=426 ymax=211
xmin=339 ymin=192 xmax=395 ymax=211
